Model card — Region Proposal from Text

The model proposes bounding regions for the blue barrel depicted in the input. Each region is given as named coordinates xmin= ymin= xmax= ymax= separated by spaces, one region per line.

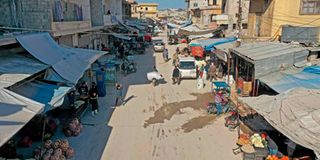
xmin=96 ymin=69 xmax=106 ymax=97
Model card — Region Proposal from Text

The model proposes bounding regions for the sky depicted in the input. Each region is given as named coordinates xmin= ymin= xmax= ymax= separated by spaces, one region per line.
xmin=136 ymin=0 xmax=186 ymax=10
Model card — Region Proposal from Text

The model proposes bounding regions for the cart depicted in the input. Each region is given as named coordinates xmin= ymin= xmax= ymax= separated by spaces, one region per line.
xmin=211 ymin=81 xmax=230 ymax=97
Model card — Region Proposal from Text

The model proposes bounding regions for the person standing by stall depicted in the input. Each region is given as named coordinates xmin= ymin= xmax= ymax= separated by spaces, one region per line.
xmin=118 ymin=42 xmax=125 ymax=59
xmin=285 ymin=139 xmax=296 ymax=158
xmin=78 ymin=82 xmax=89 ymax=107
xmin=215 ymin=90 xmax=223 ymax=115
xmin=266 ymin=136 xmax=279 ymax=156
xmin=89 ymin=82 xmax=99 ymax=116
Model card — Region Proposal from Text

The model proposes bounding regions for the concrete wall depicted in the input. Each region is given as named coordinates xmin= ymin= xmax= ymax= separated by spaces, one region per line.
xmin=272 ymin=0 xmax=320 ymax=37
xmin=90 ymin=0 xmax=104 ymax=26
xmin=104 ymin=0 xmax=123 ymax=21
xmin=57 ymin=34 xmax=73 ymax=46
xmin=247 ymin=0 xmax=274 ymax=37
xmin=224 ymin=0 xmax=250 ymax=25
xmin=0 ymin=0 xmax=52 ymax=30
xmin=0 ymin=0 xmax=14 ymax=27
xmin=79 ymin=0 xmax=91 ymax=21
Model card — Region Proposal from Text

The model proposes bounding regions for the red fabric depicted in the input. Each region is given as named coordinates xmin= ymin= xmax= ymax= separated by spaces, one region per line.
xmin=144 ymin=34 xmax=152 ymax=42
xmin=199 ymin=71 xmax=204 ymax=78
xmin=191 ymin=46 xmax=204 ymax=58
xmin=181 ymin=39 xmax=187 ymax=43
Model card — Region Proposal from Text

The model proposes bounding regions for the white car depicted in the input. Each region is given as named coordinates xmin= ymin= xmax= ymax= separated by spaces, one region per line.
xmin=153 ymin=40 xmax=165 ymax=52
xmin=178 ymin=57 xmax=197 ymax=79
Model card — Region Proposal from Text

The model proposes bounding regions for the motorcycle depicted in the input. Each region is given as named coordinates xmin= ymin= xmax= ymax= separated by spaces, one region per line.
xmin=121 ymin=59 xmax=137 ymax=76
xmin=147 ymin=71 xmax=164 ymax=87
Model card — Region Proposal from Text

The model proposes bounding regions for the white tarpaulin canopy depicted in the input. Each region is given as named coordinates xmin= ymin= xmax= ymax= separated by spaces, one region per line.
xmin=240 ymin=88 xmax=320 ymax=155
xmin=16 ymin=33 xmax=106 ymax=84
xmin=0 ymin=89 xmax=44 ymax=146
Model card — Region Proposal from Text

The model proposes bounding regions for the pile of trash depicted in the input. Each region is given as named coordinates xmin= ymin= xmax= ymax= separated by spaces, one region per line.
xmin=34 ymin=139 xmax=74 ymax=160
xmin=63 ymin=118 xmax=83 ymax=137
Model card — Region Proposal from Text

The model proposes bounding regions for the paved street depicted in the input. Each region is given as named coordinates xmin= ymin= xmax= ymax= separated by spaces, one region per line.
xmin=95 ymin=33 xmax=242 ymax=160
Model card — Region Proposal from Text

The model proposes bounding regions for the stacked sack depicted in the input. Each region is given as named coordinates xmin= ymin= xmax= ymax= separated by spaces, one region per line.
xmin=63 ymin=118 xmax=83 ymax=137
xmin=34 ymin=139 xmax=74 ymax=160
xmin=250 ymin=133 xmax=265 ymax=148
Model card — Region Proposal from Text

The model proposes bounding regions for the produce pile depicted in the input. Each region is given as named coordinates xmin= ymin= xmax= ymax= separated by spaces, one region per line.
xmin=34 ymin=139 xmax=74 ymax=160
xmin=63 ymin=118 xmax=83 ymax=137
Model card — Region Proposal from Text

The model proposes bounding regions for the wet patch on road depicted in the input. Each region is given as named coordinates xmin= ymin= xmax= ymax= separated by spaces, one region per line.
xmin=143 ymin=92 xmax=214 ymax=128
xmin=181 ymin=115 xmax=216 ymax=133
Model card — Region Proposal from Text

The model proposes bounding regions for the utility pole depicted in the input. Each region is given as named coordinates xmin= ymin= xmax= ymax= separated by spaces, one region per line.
xmin=236 ymin=0 xmax=242 ymax=38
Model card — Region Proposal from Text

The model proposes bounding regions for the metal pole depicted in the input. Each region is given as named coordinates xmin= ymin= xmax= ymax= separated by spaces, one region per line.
xmin=40 ymin=116 xmax=47 ymax=157
xmin=237 ymin=0 xmax=242 ymax=38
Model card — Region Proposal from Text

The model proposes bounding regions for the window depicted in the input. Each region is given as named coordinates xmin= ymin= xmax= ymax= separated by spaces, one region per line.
xmin=145 ymin=7 xmax=148 ymax=11
xmin=242 ymin=23 xmax=248 ymax=29
xmin=193 ymin=3 xmax=198 ymax=7
xmin=300 ymin=0 xmax=320 ymax=15
xmin=213 ymin=0 xmax=217 ymax=5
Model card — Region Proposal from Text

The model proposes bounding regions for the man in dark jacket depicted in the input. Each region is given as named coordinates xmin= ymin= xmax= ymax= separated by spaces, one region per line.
xmin=78 ymin=82 xmax=89 ymax=107
xmin=89 ymin=82 xmax=99 ymax=116
xmin=172 ymin=66 xmax=181 ymax=85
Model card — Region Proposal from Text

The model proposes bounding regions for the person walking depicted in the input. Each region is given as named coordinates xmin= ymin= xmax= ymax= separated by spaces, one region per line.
xmin=115 ymin=83 xmax=124 ymax=106
xmin=172 ymin=51 xmax=178 ymax=66
xmin=176 ymin=47 xmax=180 ymax=54
xmin=205 ymin=62 xmax=210 ymax=80
xmin=162 ymin=48 xmax=169 ymax=62
xmin=172 ymin=66 xmax=180 ymax=85
xmin=208 ymin=62 xmax=217 ymax=81
xmin=89 ymin=82 xmax=99 ymax=116
xmin=199 ymin=64 xmax=205 ymax=79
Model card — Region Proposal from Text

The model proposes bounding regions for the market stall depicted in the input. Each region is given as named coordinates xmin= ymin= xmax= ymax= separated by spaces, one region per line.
xmin=237 ymin=88 xmax=319 ymax=159
xmin=230 ymin=42 xmax=309 ymax=97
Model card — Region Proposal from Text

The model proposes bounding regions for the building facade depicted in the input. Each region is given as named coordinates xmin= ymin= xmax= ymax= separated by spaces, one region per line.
xmin=0 ymin=0 xmax=124 ymax=49
xmin=247 ymin=0 xmax=320 ymax=39
xmin=131 ymin=3 xmax=159 ymax=19
xmin=223 ymin=0 xmax=250 ymax=34
xmin=186 ymin=0 xmax=224 ymax=26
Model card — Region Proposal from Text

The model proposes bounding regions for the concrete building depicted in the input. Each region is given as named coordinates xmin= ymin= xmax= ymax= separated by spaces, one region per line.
xmin=0 ymin=0 xmax=96 ymax=47
xmin=247 ymin=0 xmax=320 ymax=39
xmin=0 ymin=0 xmax=124 ymax=49
xmin=187 ymin=0 xmax=210 ymax=10
xmin=131 ymin=3 xmax=159 ymax=19
xmin=123 ymin=0 xmax=136 ymax=19
xmin=223 ymin=0 xmax=250 ymax=34
xmin=186 ymin=0 xmax=224 ymax=26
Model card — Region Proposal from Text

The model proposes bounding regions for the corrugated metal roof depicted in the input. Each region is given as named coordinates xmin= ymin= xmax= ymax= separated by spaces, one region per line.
xmin=215 ymin=42 xmax=236 ymax=52
xmin=231 ymin=42 xmax=307 ymax=62
xmin=259 ymin=66 xmax=320 ymax=93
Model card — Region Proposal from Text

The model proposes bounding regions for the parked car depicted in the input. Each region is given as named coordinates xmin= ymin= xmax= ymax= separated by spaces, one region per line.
xmin=178 ymin=57 xmax=197 ymax=79
xmin=153 ymin=39 xmax=165 ymax=52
